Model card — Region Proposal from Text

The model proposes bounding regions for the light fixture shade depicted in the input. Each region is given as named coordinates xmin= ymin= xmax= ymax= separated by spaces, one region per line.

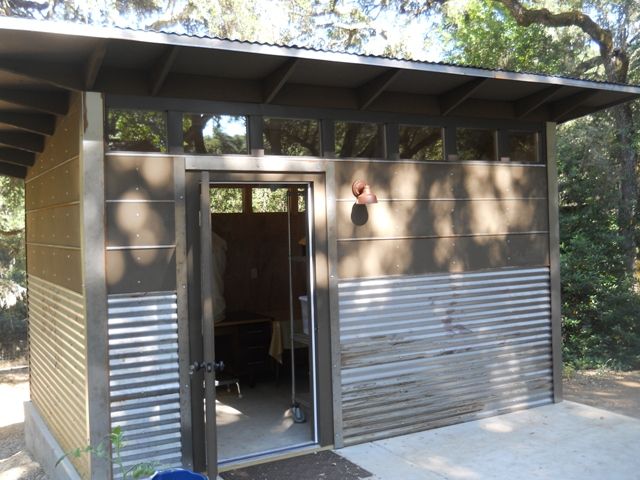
xmin=352 ymin=180 xmax=378 ymax=204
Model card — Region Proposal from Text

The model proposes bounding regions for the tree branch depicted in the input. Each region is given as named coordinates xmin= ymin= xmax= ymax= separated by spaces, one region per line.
xmin=493 ymin=0 xmax=613 ymax=57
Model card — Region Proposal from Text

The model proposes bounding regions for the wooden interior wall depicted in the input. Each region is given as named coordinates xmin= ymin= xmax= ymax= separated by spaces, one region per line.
xmin=213 ymin=204 xmax=307 ymax=323
xmin=334 ymin=161 xmax=549 ymax=278
xmin=25 ymin=92 xmax=89 ymax=477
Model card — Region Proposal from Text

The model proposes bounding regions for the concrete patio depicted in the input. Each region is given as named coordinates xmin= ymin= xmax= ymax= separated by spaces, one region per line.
xmin=339 ymin=401 xmax=640 ymax=480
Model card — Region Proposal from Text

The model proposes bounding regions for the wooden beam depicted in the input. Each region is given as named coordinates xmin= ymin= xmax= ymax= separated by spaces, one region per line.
xmin=557 ymin=93 xmax=640 ymax=123
xmin=515 ymin=85 xmax=563 ymax=118
xmin=85 ymin=40 xmax=108 ymax=90
xmin=150 ymin=46 xmax=180 ymax=96
xmin=0 ymin=88 xmax=70 ymax=115
xmin=358 ymin=68 xmax=402 ymax=110
xmin=0 ymin=112 xmax=55 ymax=136
xmin=439 ymin=78 xmax=488 ymax=116
xmin=263 ymin=58 xmax=299 ymax=104
xmin=0 ymin=131 xmax=45 ymax=153
xmin=549 ymin=90 xmax=599 ymax=121
xmin=0 ymin=147 xmax=36 ymax=167
xmin=0 ymin=161 xmax=27 ymax=178
xmin=0 ymin=58 xmax=84 ymax=91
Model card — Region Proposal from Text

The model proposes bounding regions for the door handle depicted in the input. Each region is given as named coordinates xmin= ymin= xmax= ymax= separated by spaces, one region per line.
xmin=189 ymin=360 xmax=225 ymax=375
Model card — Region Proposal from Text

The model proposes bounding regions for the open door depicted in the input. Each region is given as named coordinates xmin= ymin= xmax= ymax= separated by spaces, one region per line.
xmin=199 ymin=171 xmax=219 ymax=479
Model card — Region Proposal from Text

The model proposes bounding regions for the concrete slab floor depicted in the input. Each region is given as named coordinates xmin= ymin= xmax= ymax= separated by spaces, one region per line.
xmin=338 ymin=401 xmax=640 ymax=480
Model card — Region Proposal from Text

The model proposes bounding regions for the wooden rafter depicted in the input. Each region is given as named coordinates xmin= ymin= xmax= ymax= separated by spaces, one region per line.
xmin=0 ymin=58 xmax=83 ymax=90
xmin=0 ymin=88 xmax=69 ymax=115
xmin=0 ymin=131 xmax=45 ymax=153
xmin=549 ymin=90 xmax=599 ymax=121
xmin=0 ymin=147 xmax=35 ymax=167
xmin=263 ymin=58 xmax=299 ymax=104
xmin=0 ymin=161 xmax=27 ymax=179
xmin=439 ymin=78 xmax=488 ymax=116
xmin=514 ymin=85 xmax=563 ymax=118
xmin=150 ymin=46 xmax=180 ymax=96
xmin=358 ymin=69 xmax=402 ymax=110
xmin=0 ymin=112 xmax=55 ymax=136
xmin=85 ymin=40 xmax=108 ymax=90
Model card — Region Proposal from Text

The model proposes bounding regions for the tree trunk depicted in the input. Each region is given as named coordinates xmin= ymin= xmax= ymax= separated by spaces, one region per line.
xmin=613 ymin=102 xmax=638 ymax=275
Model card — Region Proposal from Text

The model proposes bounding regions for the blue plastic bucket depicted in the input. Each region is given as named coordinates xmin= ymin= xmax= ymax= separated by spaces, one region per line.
xmin=150 ymin=469 xmax=208 ymax=480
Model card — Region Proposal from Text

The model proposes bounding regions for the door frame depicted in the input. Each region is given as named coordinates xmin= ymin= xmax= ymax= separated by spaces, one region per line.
xmin=184 ymin=156 xmax=340 ymax=475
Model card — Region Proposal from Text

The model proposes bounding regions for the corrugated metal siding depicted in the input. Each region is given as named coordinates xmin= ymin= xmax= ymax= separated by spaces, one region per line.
xmin=108 ymin=292 xmax=182 ymax=476
xmin=339 ymin=267 xmax=553 ymax=445
xmin=28 ymin=274 xmax=89 ymax=476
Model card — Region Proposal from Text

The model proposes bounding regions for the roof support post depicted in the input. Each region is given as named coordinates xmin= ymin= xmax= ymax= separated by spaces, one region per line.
xmin=80 ymin=92 xmax=111 ymax=480
xmin=0 ymin=88 xmax=69 ymax=115
xmin=546 ymin=122 xmax=563 ymax=403
xmin=84 ymin=40 xmax=108 ymax=90
xmin=0 ymin=112 xmax=55 ymax=136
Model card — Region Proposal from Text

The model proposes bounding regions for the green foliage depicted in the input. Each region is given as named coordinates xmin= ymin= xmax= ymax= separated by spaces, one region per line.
xmin=108 ymin=110 xmax=167 ymax=152
xmin=558 ymin=115 xmax=640 ymax=369
xmin=57 ymin=426 xmax=158 ymax=479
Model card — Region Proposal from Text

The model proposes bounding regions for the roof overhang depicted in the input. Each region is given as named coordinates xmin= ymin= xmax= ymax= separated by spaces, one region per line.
xmin=0 ymin=16 xmax=639 ymax=178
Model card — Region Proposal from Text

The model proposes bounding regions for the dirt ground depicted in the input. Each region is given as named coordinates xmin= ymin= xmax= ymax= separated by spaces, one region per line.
xmin=563 ymin=369 xmax=640 ymax=419
xmin=0 ymin=371 xmax=46 ymax=480
xmin=1 ymin=369 xmax=638 ymax=479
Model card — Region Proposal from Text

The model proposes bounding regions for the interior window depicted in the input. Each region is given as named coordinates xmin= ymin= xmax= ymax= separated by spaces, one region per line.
xmin=252 ymin=187 xmax=288 ymax=213
xmin=456 ymin=128 xmax=496 ymax=161
xmin=509 ymin=131 xmax=539 ymax=163
xmin=183 ymin=114 xmax=248 ymax=155
xmin=210 ymin=187 xmax=244 ymax=213
xmin=335 ymin=121 xmax=385 ymax=158
xmin=107 ymin=109 xmax=167 ymax=152
xmin=264 ymin=118 xmax=321 ymax=156
xmin=398 ymin=125 xmax=444 ymax=160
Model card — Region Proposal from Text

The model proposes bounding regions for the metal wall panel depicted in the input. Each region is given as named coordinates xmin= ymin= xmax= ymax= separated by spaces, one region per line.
xmin=339 ymin=266 xmax=553 ymax=445
xmin=28 ymin=274 xmax=89 ymax=476
xmin=108 ymin=292 xmax=182 ymax=477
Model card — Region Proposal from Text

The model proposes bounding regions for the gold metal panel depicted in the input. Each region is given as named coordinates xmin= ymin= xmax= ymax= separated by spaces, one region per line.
xmin=337 ymin=234 xmax=549 ymax=278
xmin=25 ymin=156 xmax=80 ymax=210
xmin=337 ymin=199 xmax=549 ymax=239
xmin=106 ymin=201 xmax=175 ymax=247
xmin=106 ymin=247 xmax=177 ymax=294
xmin=26 ymin=204 xmax=81 ymax=247
xmin=26 ymin=245 xmax=82 ymax=293
xmin=105 ymin=155 xmax=175 ymax=201
xmin=334 ymin=161 xmax=548 ymax=200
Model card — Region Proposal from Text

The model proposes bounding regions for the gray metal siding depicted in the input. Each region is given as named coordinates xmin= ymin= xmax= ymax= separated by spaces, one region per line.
xmin=108 ymin=292 xmax=182 ymax=476
xmin=339 ymin=266 xmax=553 ymax=445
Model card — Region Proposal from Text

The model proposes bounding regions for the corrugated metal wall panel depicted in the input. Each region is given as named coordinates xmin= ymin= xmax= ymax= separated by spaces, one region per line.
xmin=108 ymin=292 xmax=182 ymax=476
xmin=339 ymin=267 xmax=553 ymax=445
xmin=28 ymin=274 xmax=89 ymax=476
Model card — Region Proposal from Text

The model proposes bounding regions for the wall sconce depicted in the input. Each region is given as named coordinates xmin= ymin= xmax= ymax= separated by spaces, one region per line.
xmin=352 ymin=180 xmax=378 ymax=205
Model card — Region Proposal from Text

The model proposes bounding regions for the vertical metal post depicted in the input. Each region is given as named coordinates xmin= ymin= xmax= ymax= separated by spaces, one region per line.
xmin=80 ymin=92 xmax=111 ymax=479
xmin=386 ymin=122 xmax=399 ymax=160
xmin=199 ymin=171 xmax=218 ymax=476
xmin=546 ymin=122 xmax=563 ymax=402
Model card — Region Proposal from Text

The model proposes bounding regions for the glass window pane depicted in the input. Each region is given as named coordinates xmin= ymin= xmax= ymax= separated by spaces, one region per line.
xmin=252 ymin=187 xmax=288 ymax=213
xmin=456 ymin=128 xmax=496 ymax=161
xmin=210 ymin=187 xmax=243 ymax=213
xmin=509 ymin=132 xmax=538 ymax=163
xmin=107 ymin=109 xmax=167 ymax=152
xmin=264 ymin=118 xmax=320 ymax=156
xmin=297 ymin=187 xmax=306 ymax=212
xmin=183 ymin=114 xmax=248 ymax=154
xmin=399 ymin=125 xmax=443 ymax=160
xmin=335 ymin=122 xmax=385 ymax=158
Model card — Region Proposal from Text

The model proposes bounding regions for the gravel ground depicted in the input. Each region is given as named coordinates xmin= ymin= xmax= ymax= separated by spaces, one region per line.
xmin=1 ymin=369 xmax=638 ymax=480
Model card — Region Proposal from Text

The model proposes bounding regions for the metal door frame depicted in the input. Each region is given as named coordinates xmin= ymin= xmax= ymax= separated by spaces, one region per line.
xmin=185 ymin=161 xmax=339 ymax=475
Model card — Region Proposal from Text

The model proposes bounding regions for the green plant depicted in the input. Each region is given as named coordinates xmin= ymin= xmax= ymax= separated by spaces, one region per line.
xmin=56 ymin=426 xmax=158 ymax=479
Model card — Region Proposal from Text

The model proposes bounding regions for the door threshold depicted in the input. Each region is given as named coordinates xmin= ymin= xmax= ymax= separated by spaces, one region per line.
xmin=218 ymin=443 xmax=331 ymax=472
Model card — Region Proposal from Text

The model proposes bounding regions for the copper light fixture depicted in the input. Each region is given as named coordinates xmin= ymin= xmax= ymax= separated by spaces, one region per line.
xmin=352 ymin=180 xmax=378 ymax=205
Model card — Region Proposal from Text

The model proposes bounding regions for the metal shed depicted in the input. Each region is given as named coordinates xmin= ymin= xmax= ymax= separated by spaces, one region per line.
xmin=0 ymin=16 xmax=638 ymax=480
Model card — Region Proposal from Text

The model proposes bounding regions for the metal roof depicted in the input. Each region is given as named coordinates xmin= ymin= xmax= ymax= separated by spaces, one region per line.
xmin=0 ymin=16 xmax=639 ymax=178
